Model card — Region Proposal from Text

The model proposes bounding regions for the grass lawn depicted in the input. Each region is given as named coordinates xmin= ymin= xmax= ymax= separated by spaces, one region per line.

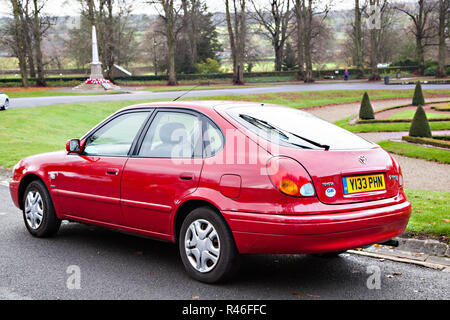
xmin=388 ymin=109 xmax=449 ymax=120
xmin=0 ymin=100 xmax=150 ymax=168
xmin=405 ymin=189 xmax=450 ymax=236
xmin=335 ymin=116 xmax=450 ymax=132
xmin=377 ymin=141 xmax=450 ymax=164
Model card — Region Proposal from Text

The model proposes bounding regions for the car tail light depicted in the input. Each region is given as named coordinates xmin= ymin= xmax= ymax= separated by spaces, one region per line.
xmin=267 ymin=156 xmax=315 ymax=197
xmin=391 ymin=156 xmax=404 ymax=188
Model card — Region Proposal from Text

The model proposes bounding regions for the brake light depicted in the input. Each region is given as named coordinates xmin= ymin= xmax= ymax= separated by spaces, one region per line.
xmin=390 ymin=156 xmax=404 ymax=188
xmin=267 ymin=156 xmax=315 ymax=197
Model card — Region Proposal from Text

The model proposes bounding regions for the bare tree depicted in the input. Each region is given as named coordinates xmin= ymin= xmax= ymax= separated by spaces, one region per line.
xmin=366 ymin=0 xmax=390 ymax=81
xmin=10 ymin=0 xmax=28 ymax=87
xmin=251 ymin=0 xmax=293 ymax=71
xmin=225 ymin=0 xmax=247 ymax=84
xmin=395 ymin=0 xmax=439 ymax=75
xmin=295 ymin=0 xmax=329 ymax=83
xmin=31 ymin=0 xmax=50 ymax=86
xmin=353 ymin=0 xmax=364 ymax=77
xmin=293 ymin=0 xmax=304 ymax=79
xmin=151 ymin=0 xmax=181 ymax=85
xmin=181 ymin=0 xmax=200 ymax=69
xmin=436 ymin=0 xmax=449 ymax=77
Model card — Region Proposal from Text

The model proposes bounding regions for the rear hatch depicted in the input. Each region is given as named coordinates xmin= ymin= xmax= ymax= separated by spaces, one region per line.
xmin=278 ymin=146 xmax=400 ymax=205
xmin=216 ymin=103 xmax=401 ymax=205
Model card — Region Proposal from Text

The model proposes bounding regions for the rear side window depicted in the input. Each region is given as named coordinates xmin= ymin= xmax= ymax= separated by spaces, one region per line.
xmin=203 ymin=119 xmax=224 ymax=157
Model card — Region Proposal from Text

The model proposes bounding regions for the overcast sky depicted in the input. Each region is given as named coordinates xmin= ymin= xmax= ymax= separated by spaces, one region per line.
xmin=0 ymin=0 xmax=415 ymax=17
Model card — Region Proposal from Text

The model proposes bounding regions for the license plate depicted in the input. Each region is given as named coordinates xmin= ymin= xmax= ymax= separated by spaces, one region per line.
xmin=342 ymin=174 xmax=386 ymax=194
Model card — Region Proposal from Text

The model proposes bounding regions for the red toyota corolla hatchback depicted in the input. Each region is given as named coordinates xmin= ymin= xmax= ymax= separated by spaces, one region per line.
xmin=10 ymin=101 xmax=411 ymax=283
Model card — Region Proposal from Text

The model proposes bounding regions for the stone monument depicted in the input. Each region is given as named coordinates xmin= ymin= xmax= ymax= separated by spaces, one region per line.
xmin=73 ymin=26 xmax=120 ymax=91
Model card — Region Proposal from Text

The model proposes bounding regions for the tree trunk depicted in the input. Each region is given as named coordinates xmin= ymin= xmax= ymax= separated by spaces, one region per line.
xmin=436 ymin=0 xmax=448 ymax=78
xmin=369 ymin=29 xmax=380 ymax=81
xmin=11 ymin=0 xmax=28 ymax=87
xmin=294 ymin=0 xmax=304 ymax=80
xmin=275 ymin=44 xmax=283 ymax=72
xmin=225 ymin=0 xmax=245 ymax=85
xmin=303 ymin=0 xmax=313 ymax=83
xmin=164 ymin=0 xmax=177 ymax=85
xmin=354 ymin=0 xmax=364 ymax=78
xmin=416 ymin=37 xmax=425 ymax=75
xmin=33 ymin=0 xmax=46 ymax=86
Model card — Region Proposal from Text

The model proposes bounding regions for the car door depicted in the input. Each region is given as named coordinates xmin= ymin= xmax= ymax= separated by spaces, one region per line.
xmin=120 ymin=109 xmax=204 ymax=236
xmin=56 ymin=110 xmax=152 ymax=225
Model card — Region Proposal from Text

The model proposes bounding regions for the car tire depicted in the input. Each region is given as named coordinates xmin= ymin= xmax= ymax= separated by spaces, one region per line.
xmin=179 ymin=207 xmax=240 ymax=283
xmin=23 ymin=180 xmax=61 ymax=237
xmin=1 ymin=99 xmax=8 ymax=111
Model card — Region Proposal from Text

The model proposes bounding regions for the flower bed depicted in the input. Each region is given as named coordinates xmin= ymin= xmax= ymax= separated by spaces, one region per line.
xmin=84 ymin=78 xmax=111 ymax=85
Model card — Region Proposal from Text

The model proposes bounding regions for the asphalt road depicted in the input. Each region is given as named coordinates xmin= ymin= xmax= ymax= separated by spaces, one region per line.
xmin=9 ymin=82 xmax=450 ymax=109
xmin=0 ymin=185 xmax=448 ymax=300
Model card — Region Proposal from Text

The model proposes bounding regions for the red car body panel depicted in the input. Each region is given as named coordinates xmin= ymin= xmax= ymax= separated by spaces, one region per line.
xmin=9 ymin=101 xmax=411 ymax=254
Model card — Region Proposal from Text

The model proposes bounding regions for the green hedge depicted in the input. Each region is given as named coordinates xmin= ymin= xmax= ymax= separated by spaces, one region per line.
xmin=356 ymin=117 xmax=450 ymax=124
xmin=0 ymin=65 xmax=433 ymax=84
xmin=402 ymin=136 xmax=450 ymax=149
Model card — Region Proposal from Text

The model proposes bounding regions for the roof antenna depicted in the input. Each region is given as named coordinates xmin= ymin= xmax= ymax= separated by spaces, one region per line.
xmin=173 ymin=84 xmax=202 ymax=101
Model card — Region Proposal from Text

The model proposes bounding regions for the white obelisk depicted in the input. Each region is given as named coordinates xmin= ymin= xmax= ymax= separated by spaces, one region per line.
xmin=90 ymin=26 xmax=103 ymax=80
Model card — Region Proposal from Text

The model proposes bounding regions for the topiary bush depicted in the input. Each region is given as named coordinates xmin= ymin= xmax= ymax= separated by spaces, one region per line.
xmin=409 ymin=106 xmax=432 ymax=137
xmin=412 ymin=82 xmax=425 ymax=106
xmin=359 ymin=92 xmax=375 ymax=119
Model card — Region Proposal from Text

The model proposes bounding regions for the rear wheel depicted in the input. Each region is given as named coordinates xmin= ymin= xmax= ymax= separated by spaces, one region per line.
xmin=23 ymin=180 xmax=61 ymax=237
xmin=178 ymin=207 xmax=240 ymax=283
xmin=1 ymin=99 xmax=8 ymax=111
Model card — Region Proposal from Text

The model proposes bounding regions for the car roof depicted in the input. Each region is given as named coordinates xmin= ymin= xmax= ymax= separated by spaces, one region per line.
xmin=120 ymin=100 xmax=281 ymax=114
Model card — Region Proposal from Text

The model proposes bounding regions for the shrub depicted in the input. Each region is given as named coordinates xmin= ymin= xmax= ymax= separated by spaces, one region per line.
xmin=359 ymin=92 xmax=375 ymax=120
xmin=424 ymin=65 xmax=437 ymax=76
xmin=412 ymin=82 xmax=425 ymax=106
xmin=196 ymin=58 xmax=222 ymax=74
xmin=409 ymin=106 xmax=432 ymax=137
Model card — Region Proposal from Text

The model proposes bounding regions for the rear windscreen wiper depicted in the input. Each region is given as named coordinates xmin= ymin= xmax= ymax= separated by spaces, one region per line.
xmin=239 ymin=114 xmax=330 ymax=151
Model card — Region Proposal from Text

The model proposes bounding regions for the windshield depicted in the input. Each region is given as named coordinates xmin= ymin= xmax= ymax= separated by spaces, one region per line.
xmin=226 ymin=105 xmax=374 ymax=150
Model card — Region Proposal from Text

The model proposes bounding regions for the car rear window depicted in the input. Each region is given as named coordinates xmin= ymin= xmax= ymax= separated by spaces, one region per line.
xmin=226 ymin=105 xmax=374 ymax=150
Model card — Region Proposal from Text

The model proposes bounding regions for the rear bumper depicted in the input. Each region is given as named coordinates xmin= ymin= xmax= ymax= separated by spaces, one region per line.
xmin=9 ymin=180 xmax=20 ymax=209
xmin=222 ymin=200 xmax=411 ymax=254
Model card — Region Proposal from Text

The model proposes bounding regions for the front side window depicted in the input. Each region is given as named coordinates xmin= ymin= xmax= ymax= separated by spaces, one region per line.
xmin=84 ymin=112 xmax=149 ymax=156
xmin=138 ymin=111 xmax=202 ymax=158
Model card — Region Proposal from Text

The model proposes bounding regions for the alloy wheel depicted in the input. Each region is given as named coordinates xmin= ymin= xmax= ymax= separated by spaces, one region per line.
xmin=25 ymin=190 xmax=44 ymax=230
xmin=184 ymin=219 xmax=221 ymax=273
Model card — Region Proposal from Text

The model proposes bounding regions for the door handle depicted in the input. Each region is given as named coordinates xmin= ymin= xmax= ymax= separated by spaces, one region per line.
xmin=106 ymin=168 xmax=120 ymax=176
xmin=179 ymin=173 xmax=194 ymax=180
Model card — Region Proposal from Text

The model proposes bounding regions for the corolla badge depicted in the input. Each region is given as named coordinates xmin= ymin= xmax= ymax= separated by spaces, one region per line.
xmin=325 ymin=187 xmax=336 ymax=198
xmin=358 ymin=155 xmax=367 ymax=164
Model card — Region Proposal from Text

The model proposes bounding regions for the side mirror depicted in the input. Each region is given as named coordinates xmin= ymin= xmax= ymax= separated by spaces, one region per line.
xmin=66 ymin=139 xmax=81 ymax=154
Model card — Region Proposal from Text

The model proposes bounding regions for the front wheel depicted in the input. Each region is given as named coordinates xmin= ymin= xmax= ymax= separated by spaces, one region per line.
xmin=179 ymin=207 xmax=240 ymax=283
xmin=23 ymin=180 xmax=61 ymax=237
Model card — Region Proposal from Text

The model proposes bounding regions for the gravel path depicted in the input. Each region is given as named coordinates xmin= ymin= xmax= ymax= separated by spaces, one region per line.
xmin=307 ymin=98 xmax=450 ymax=193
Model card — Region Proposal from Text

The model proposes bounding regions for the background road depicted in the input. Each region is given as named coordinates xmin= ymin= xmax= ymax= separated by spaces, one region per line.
xmin=9 ymin=83 xmax=450 ymax=109
xmin=0 ymin=184 xmax=448 ymax=300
